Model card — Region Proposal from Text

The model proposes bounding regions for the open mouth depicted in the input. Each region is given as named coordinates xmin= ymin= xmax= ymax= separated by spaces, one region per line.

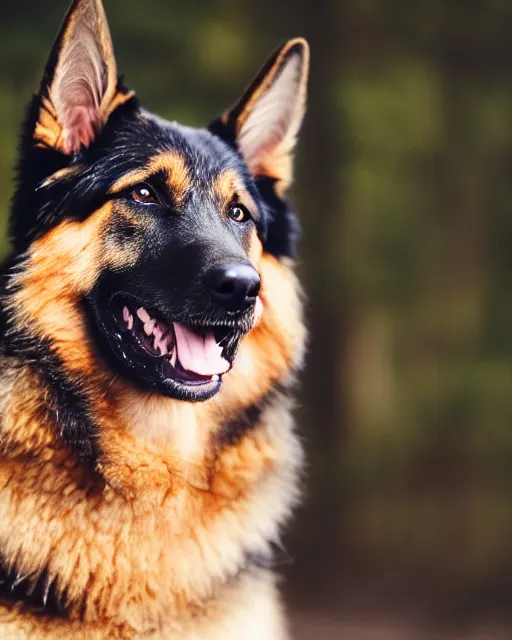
xmin=99 ymin=295 xmax=247 ymax=401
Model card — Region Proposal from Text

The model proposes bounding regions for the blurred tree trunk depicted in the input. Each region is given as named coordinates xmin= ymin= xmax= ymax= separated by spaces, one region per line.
xmin=437 ymin=41 xmax=484 ymax=352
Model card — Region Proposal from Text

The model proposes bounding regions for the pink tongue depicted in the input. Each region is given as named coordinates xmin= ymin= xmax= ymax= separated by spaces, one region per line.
xmin=173 ymin=322 xmax=230 ymax=377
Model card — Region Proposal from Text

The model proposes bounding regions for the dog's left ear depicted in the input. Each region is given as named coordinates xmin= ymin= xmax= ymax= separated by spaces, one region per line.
xmin=211 ymin=38 xmax=309 ymax=193
xmin=34 ymin=0 xmax=133 ymax=155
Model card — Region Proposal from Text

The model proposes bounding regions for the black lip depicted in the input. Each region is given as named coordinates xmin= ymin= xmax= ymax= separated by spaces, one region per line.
xmin=88 ymin=291 xmax=250 ymax=402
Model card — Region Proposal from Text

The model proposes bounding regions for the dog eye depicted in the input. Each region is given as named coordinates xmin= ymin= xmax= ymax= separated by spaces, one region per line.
xmin=130 ymin=185 xmax=157 ymax=205
xmin=228 ymin=205 xmax=250 ymax=223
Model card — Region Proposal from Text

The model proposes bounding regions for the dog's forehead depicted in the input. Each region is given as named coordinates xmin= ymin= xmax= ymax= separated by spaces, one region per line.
xmin=130 ymin=110 xmax=245 ymax=180
xmin=103 ymin=109 xmax=261 ymax=218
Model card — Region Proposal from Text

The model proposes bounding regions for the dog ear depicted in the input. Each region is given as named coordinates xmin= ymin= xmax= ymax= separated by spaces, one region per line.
xmin=211 ymin=38 xmax=309 ymax=193
xmin=34 ymin=0 xmax=133 ymax=155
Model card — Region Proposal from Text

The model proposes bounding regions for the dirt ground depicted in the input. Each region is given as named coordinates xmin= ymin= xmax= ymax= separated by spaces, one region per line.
xmin=290 ymin=612 xmax=512 ymax=640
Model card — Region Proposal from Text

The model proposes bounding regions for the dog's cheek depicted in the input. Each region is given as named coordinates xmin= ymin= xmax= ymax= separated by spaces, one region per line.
xmin=102 ymin=203 xmax=147 ymax=272
xmin=9 ymin=203 xmax=141 ymax=352
xmin=252 ymin=253 xmax=306 ymax=374
xmin=216 ymin=253 xmax=305 ymax=418
xmin=30 ymin=209 xmax=109 ymax=291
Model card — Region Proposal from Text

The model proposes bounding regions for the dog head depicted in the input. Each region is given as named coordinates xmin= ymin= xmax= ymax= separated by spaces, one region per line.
xmin=7 ymin=0 xmax=309 ymax=408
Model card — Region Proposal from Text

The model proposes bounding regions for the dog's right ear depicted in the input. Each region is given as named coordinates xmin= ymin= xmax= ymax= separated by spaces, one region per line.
xmin=210 ymin=39 xmax=309 ymax=195
xmin=34 ymin=0 xmax=134 ymax=155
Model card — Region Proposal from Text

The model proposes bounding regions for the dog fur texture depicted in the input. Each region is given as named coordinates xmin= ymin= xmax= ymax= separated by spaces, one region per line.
xmin=0 ymin=0 xmax=309 ymax=637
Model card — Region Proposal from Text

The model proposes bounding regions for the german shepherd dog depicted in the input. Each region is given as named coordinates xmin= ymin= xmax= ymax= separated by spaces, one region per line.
xmin=0 ymin=0 xmax=308 ymax=637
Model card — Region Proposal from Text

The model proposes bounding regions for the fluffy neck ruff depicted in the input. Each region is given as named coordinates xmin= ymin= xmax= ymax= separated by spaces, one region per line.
xmin=0 ymin=251 xmax=305 ymax=633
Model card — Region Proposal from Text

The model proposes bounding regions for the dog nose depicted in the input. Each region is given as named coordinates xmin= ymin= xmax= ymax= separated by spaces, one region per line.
xmin=208 ymin=264 xmax=261 ymax=311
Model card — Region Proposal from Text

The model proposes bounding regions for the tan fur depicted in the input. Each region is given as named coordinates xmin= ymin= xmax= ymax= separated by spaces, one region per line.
xmin=213 ymin=170 xmax=258 ymax=220
xmin=0 ymin=571 xmax=289 ymax=639
xmin=0 ymin=208 xmax=305 ymax=637
xmin=109 ymin=152 xmax=192 ymax=208
xmin=40 ymin=164 xmax=87 ymax=188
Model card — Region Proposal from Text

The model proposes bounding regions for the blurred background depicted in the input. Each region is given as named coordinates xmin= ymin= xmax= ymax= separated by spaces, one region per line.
xmin=2 ymin=1 xmax=512 ymax=637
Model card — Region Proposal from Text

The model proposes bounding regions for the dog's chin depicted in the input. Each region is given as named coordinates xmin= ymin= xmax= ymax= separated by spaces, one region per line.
xmin=89 ymin=293 xmax=253 ymax=402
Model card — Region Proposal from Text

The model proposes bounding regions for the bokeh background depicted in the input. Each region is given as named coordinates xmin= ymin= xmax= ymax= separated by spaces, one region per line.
xmin=2 ymin=1 xmax=512 ymax=637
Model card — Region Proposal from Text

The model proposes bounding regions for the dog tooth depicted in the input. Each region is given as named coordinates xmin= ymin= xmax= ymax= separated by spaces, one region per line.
xmin=212 ymin=375 xmax=220 ymax=382
xmin=170 ymin=348 xmax=177 ymax=367
xmin=123 ymin=306 xmax=134 ymax=331
xmin=137 ymin=308 xmax=151 ymax=324
xmin=153 ymin=336 xmax=166 ymax=355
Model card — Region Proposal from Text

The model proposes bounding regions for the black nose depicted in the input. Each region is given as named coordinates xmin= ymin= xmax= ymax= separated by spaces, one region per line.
xmin=208 ymin=263 xmax=261 ymax=311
